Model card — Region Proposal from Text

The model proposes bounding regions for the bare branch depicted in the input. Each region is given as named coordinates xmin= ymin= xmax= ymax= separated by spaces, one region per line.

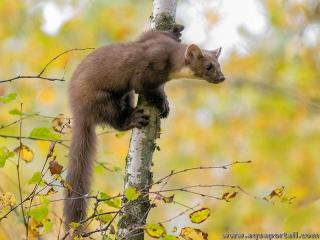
xmin=15 ymin=103 xmax=28 ymax=237
xmin=0 ymin=116 xmax=31 ymax=130
xmin=0 ymin=75 xmax=66 ymax=83
xmin=0 ymin=134 xmax=70 ymax=143
xmin=159 ymin=202 xmax=200 ymax=224
xmin=0 ymin=48 xmax=94 ymax=83
xmin=151 ymin=160 xmax=252 ymax=188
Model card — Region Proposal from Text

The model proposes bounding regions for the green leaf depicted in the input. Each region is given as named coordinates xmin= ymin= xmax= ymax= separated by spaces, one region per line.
xmin=40 ymin=196 xmax=50 ymax=206
xmin=28 ymin=172 xmax=42 ymax=185
xmin=29 ymin=128 xmax=61 ymax=140
xmin=0 ymin=147 xmax=14 ymax=168
xmin=125 ymin=187 xmax=140 ymax=201
xmin=95 ymin=210 xmax=113 ymax=223
xmin=189 ymin=208 xmax=211 ymax=224
xmin=0 ymin=93 xmax=17 ymax=103
xmin=69 ymin=222 xmax=81 ymax=229
xmin=8 ymin=108 xmax=23 ymax=116
xmin=162 ymin=235 xmax=179 ymax=240
xmin=99 ymin=192 xmax=121 ymax=209
xmin=99 ymin=192 xmax=111 ymax=200
xmin=29 ymin=205 xmax=49 ymax=221
xmin=105 ymin=198 xmax=121 ymax=209
xmin=42 ymin=218 xmax=53 ymax=233
xmin=145 ymin=223 xmax=166 ymax=238
xmin=94 ymin=164 xmax=104 ymax=174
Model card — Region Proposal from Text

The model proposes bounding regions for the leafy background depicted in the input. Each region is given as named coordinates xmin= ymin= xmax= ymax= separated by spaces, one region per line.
xmin=0 ymin=0 xmax=319 ymax=239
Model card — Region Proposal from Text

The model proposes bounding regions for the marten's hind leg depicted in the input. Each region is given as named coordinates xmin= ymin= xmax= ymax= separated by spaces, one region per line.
xmin=94 ymin=91 xmax=149 ymax=131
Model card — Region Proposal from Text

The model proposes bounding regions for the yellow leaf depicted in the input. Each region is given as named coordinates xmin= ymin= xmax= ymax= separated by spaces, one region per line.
xmin=163 ymin=194 xmax=174 ymax=204
xmin=222 ymin=192 xmax=238 ymax=202
xmin=51 ymin=114 xmax=71 ymax=133
xmin=180 ymin=227 xmax=208 ymax=240
xmin=228 ymin=192 xmax=238 ymax=199
xmin=46 ymin=187 xmax=57 ymax=196
xmin=61 ymin=179 xmax=73 ymax=192
xmin=189 ymin=208 xmax=211 ymax=224
xmin=125 ymin=187 xmax=140 ymax=201
xmin=14 ymin=144 xmax=34 ymax=162
xmin=222 ymin=192 xmax=229 ymax=199
xmin=269 ymin=186 xmax=285 ymax=199
xmin=28 ymin=218 xmax=41 ymax=238
xmin=28 ymin=217 xmax=52 ymax=236
xmin=145 ymin=223 xmax=166 ymax=238
xmin=69 ymin=222 xmax=81 ymax=230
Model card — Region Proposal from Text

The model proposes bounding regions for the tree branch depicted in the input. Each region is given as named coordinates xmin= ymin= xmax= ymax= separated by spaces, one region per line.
xmin=117 ymin=1 xmax=178 ymax=239
xmin=0 ymin=48 xmax=94 ymax=83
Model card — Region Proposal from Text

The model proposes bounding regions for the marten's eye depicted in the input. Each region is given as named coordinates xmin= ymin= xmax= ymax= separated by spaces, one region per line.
xmin=206 ymin=63 xmax=213 ymax=71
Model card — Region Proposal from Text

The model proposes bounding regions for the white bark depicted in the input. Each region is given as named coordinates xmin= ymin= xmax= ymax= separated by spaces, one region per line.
xmin=117 ymin=1 xmax=177 ymax=239
xmin=151 ymin=0 xmax=177 ymax=29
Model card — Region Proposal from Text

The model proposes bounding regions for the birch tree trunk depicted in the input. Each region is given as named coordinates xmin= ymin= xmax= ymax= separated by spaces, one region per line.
xmin=117 ymin=1 xmax=177 ymax=239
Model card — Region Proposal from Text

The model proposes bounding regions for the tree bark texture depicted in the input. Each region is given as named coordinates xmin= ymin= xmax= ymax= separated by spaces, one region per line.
xmin=116 ymin=1 xmax=177 ymax=239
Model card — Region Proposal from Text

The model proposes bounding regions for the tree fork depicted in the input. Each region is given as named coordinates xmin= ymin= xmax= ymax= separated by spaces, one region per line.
xmin=116 ymin=1 xmax=177 ymax=239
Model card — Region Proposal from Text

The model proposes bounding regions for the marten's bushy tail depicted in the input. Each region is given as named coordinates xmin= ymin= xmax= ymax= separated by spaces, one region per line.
xmin=64 ymin=117 xmax=96 ymax=228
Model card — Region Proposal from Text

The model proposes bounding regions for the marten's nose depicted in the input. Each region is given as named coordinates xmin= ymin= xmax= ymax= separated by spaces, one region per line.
xmin=219 ymin=75 xmax=225 ymax=81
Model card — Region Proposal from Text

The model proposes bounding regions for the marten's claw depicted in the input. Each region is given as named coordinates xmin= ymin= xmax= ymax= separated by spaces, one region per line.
xmin=159 ymin=101 xmax=170 ymax=118
xmin=131 ymin=108 xmax=150 ymax=128
xmin=170 ymin=24 xmax=184 ymax=41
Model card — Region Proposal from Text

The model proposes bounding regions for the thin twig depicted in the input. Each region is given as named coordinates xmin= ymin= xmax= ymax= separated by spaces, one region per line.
xmin=38 ymin=48 xmax=94 ymax=77
xmin=154 ymin=183 xmax=250 ymax=195
xmin=159 ymin=202 xmax=200 ymax=224
xmin=0 ymin=76 xmax=65 ymax=83
xmin=0 ymin=48 xmax=94 ymax=83
xmin=0 ymin=134 xmax=70 ymax=142
xmin=0 ymin=116 xmax=31 ymax=130
xmin=32 ymin=113 xmax=71 ymax=119
xmin=15 ymin=103 xmax=28 ymax=237
xmin=151 ymin=160 xmax=252 ymax=188
xmin=25 ymin=121 xmax=70 ymax=229
xmin=0 ymin=131 xmax=113 ymax=143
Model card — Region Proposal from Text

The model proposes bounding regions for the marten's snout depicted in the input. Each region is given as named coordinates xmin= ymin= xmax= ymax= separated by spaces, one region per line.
xmin=218 ymin=75 xmax=225 ymax=82
xmin=213 ymin=71 xmax=225 ymax=83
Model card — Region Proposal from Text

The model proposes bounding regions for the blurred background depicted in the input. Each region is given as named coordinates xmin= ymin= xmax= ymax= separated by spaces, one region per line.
xmin=0 ymin=0 xmax=320 ymax=239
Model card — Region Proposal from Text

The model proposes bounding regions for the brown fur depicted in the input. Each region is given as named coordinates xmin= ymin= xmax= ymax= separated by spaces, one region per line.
xmin=64 ymin=27 xmax=225 ymax=230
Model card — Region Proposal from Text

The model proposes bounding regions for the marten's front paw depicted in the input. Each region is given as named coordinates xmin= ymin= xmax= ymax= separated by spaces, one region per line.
xmin=159 ymin=100 xmax=170 ymax=118
xmin=131 ymin=109 xmax=150 ymax=129
xmin=170 ymin=24 xmax=184 ymax=41
xmin=151 ymin=98 xmax=169 ymax=118
xmin=147 ymin=97 xmax=170 ymax=118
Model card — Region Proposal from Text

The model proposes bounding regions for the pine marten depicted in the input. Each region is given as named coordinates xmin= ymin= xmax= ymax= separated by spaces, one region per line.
xmin=64 ymin=25 xmax=225 ymax=228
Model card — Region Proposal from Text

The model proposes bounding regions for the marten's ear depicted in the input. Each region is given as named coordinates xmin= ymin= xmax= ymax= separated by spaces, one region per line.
xmin=185 ymin=44 xmax=203 ymax=64
xmin=211 ymin=47 xmax=222 ymax=58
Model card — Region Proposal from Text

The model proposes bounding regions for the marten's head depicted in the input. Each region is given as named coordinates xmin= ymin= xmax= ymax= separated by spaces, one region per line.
xmin=184 ymin=44 xmax=225 ymax=84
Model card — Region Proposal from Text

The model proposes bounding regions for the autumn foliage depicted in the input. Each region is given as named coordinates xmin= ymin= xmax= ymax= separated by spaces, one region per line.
xmin=1 ymin=0 xmax=320 ymax=239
